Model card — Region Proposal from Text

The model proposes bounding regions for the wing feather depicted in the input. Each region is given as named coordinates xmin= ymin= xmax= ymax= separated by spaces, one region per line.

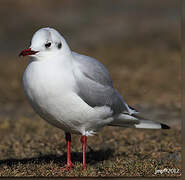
xmin=72 ymin=52 xmax=130 ymax=114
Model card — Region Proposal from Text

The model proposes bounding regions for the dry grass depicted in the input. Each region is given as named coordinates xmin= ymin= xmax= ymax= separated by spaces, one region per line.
xmin=0 ymin=102 xmax=181 ymax=176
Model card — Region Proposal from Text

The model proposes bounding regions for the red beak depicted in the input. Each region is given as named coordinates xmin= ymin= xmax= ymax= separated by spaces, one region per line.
xmin=19 ymin=48 xmax=39 ymax=57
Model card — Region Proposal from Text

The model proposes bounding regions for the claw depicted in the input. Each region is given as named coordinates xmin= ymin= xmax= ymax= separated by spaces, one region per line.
xmin=82 ymin=164 xmax=87 ymax=170
xmin=61 ymin=162 xmax=75 ymax=171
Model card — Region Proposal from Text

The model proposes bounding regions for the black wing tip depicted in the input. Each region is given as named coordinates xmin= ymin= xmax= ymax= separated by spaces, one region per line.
xmin=161 ymin=123 xmax=170 ymax=129
xmin=128 ymin=105 xmax=139 ymax=113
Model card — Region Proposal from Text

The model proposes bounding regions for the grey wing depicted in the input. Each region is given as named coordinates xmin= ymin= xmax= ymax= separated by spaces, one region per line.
xmin=72 ymin=52 xmax=130 ymax=114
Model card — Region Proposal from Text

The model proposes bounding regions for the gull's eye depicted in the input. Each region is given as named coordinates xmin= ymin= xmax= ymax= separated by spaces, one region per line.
xmin=45 ymin=42 xmax=51 ymax=48
xmin=58 ymin=42 xmax=62 ymax=49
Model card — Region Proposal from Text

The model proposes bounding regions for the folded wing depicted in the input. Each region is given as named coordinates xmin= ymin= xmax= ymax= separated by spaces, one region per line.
xmin=72 ymin=52 xmax=130 ymax=115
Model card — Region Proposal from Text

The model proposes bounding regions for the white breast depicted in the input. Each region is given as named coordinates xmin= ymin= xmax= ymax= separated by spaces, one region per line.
xmin=23 ymin=58 xmax=109 ymax=135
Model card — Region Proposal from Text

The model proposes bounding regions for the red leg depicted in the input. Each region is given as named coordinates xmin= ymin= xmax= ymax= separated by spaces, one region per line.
xmin=61 ymin=132 xmax=74 ymax=171
xmin=81 ymin=135 xmax=87 ymax=170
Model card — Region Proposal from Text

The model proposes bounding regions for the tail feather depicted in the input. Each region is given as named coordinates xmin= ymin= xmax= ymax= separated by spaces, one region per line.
xmin=134 ymin=120 xmax=170 ymax=129
xmin=109 ymin=113 xmax=170 ymax=129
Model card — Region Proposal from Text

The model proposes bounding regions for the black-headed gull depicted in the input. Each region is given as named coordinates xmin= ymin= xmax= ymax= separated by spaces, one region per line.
xmin=19 ymin=27 xmax=170 ymax=170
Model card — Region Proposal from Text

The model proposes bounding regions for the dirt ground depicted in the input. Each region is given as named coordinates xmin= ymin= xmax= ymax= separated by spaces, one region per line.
xmin=0 ymin=0 xmax=181 ymax=177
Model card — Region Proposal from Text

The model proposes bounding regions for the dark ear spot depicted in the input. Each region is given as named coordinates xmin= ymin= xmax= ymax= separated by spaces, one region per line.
xmin=58 ymin=43 xmax=62 ymax=49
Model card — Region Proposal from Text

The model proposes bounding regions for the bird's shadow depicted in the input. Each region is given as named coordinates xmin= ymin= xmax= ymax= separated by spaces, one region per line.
xmin=0 ymin=148 xmax=114 ymax=167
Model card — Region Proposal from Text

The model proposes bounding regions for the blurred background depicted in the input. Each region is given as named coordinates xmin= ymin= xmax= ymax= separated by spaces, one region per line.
xmin=0 ymin=0 xmax=181 ymax=177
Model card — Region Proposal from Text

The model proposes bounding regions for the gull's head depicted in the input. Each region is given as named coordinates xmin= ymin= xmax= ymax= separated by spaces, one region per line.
xmin=19 ymin=27 xmax=71 ymax=58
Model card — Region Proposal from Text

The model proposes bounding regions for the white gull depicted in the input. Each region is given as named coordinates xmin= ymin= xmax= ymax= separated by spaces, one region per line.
xmin=19 ymin=27 xmax=170 ymax=170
